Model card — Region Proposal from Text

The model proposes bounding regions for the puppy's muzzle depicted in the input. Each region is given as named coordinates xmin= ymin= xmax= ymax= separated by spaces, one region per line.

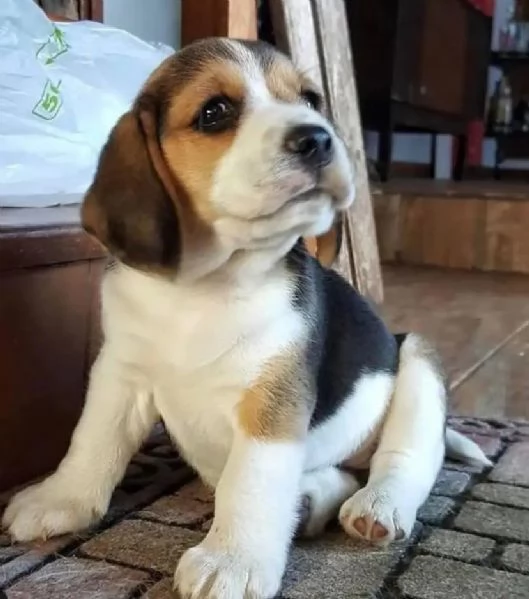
xmin=284 ymin=124 xmax=334 ymax=170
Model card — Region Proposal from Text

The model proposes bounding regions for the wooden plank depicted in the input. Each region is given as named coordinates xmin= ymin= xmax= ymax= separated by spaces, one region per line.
xmin=451 ymin=324 xmax=529 ymax=420
xmin=484 ymin=200 xmax=529 ymax=275
xmin=0 ymin=206 xmax=106 ymax=271
xmin=400 ymin=197 xmax=483 ymax=271
xmin=90 ymin=0 xmax=103 ymax=22
xmin=0 ymin=263 xmax=91 ymax=490
xmin=181 ymin=0 xmax=257 ymax=45
xmin=312 ymin=0 xmax=383 ymax=302
xmin=79 ymin=0 xmax=103 ymax=21
xmin=373 ymin=193 xmax=402 ymax=263
xmin=39 ymin=0 xmax=80 ymax=20
xmin=271 ymin=0 xmax=382 ymax=301
xmin=270 ymin=0 xmax=342 ymax=270
xmin=270 ymin=0 xmax=323 ymax=89
xmin=374 ymin=188 xmax=529 ymax=276
xmin=0 ymin=228 xmax=105 ymax=272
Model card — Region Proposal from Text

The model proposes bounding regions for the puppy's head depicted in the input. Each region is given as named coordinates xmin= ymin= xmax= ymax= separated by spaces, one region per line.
xmin=82 ymin=38 xmax=354 ymax=275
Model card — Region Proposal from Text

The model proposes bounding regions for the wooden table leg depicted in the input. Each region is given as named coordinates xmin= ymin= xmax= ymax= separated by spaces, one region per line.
xmin=453 ymin=133 xmax=467 ymax=181
xmin=378 ymin=124 xmax=394 ymax=183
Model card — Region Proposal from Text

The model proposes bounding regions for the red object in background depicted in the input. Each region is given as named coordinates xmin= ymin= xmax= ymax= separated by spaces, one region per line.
xmin=451 ymin=0 xmax=494 ymax=171
xmin=452 ymin=118 xmax=487 ymax=171
xmin=466 ymin=0 xmax=495 ymax=17
xmin=469 ymin=120 xmax=486 ymax=166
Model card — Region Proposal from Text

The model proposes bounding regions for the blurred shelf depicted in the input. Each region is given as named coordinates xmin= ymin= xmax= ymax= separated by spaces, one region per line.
xmin=486 ymin=127 xmax=529 ymax=138
xmin=491 ymin=51 xmax=529 ymax=67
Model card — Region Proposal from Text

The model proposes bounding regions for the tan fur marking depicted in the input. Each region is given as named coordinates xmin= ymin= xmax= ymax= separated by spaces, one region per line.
xmin=238 ymin=351 xmax=311 ymax=440
xmin=304 ymin=226 xmax=340 ymax=268
xmin=83 ymin=38 xmax=334 ymax=274
xmin=166 ymin=60 xmax=248 ymax=129
xmin=265 ymin=56 xmax=304 ymax=103
xmin=304 ymin=236 xmax=318 ymax=257
xmin=162 ymin=128 xmax=236 ymax=224
xmin=315 ymin=226 xmax=340 ymax=267
xmin=161 ymin=60 xmax=245 ymax=223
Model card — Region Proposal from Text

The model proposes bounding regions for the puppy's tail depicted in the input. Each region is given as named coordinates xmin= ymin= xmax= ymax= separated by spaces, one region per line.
xmin=445 ymin=427 xmax=492 ymax=467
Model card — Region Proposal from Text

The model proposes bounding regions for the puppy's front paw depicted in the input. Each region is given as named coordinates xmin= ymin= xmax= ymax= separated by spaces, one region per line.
xmin=175 ymin=540 xmax=283 ymax=599
xmin=3 ymin=479 xmax=103 ymax=542
xmin=338 ymin=485 xmax=415 ymax=546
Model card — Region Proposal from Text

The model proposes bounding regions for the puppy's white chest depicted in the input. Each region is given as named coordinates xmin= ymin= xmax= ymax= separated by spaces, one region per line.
xmin=104 ymin=267 xmax=304 ymax=485
xmin=106 ymin=268 xmax=296 ymax=368
xmin=156 ymin=375 xmax=236 ymax=485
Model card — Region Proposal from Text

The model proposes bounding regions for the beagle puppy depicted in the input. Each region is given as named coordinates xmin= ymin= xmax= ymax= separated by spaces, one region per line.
xmin=4 ymin=39 xmax=490 ymax=599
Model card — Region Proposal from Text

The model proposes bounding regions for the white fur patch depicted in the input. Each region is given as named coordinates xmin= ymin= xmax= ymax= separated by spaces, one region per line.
xmin=175 ymin=437 xmax=304 ymax=599
xmin=340 ymin=334 xmax=446 ymax=545
xmin=3 ymin=41 xmax=459 ymax=599
xmin=305 ymin=372 xmax=396 ymax=471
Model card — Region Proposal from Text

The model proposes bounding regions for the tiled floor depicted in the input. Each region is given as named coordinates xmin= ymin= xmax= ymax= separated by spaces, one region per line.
xmin=381 ymin=265 xmax=529 ymax=419
xmin=2 ymin=265 xmax=529 ymax=598
xmin=1 ymin=420 xmax=528 ymax=599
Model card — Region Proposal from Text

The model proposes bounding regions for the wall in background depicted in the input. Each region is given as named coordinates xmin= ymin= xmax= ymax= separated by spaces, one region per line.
xmin=103 ymin=0 xmax=181 ymax=50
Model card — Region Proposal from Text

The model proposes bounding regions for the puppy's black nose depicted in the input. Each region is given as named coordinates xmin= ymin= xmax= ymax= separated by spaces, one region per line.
xmin=284 ymin=124 xmax=334 ymax=168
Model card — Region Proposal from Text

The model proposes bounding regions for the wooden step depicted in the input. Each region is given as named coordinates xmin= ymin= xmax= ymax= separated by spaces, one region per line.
xmin=374 ymin=180 xmax=529 ymax=275
xmin=0 ymin=206 xmax=105 ymax=491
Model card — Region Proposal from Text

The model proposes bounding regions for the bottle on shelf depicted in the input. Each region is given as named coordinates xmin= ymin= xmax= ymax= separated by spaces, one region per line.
xmin=488 ymin=80 xmax=500 ymax=130
xmin=493 ymin=76 xmax=514 ymax=133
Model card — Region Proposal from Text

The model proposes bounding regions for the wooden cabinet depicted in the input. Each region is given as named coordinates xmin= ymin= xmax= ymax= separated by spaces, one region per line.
xmin=346 ymin=0 xmax=492 ymax=180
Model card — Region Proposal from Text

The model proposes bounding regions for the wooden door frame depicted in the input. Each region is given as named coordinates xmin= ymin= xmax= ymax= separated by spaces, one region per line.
xmin=82 ymin=0 xmax=103 ymax=21
xmin=182 ymin=0 xmax=258 ymax=43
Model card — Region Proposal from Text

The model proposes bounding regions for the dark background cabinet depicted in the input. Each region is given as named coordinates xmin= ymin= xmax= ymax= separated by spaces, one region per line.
xmin=346 ymin=0 xmax=492 ymax=181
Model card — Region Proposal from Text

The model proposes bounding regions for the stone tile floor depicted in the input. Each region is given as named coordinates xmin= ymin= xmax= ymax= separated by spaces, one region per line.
xmin=1 ymin=418 xmax=529 ymax=598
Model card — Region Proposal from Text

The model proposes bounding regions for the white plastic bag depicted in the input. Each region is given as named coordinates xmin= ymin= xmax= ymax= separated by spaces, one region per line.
xmin=0 ymin=0 xmax=174 ymax=207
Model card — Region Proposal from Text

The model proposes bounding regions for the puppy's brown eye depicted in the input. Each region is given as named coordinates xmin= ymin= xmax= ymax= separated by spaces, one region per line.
xmin=301 ymin=90 xmax=321 ymax=111
xmin=194 ymin=95 xmax=237 ymax=133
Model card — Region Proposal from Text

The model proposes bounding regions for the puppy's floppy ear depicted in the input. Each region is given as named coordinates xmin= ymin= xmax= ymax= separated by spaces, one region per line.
xmin=81 ymin=100 xmax=180 ymax=272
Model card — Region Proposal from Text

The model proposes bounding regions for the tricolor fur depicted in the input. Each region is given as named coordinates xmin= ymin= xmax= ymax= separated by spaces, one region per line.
xmin=3 ymin=39 xmax=490 ymax=599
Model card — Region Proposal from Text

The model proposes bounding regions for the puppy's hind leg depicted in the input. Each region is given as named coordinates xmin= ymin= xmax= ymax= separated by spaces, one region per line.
xmin=297 ymin=466 xmax=361 ymax=538
xmin=339 ymin=334 xmax=446 ymax=545
xmin=3 ymin=348 xmax=158 ymax=542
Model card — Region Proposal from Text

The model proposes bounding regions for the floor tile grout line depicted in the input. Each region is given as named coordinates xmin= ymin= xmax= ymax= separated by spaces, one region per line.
xmin=449 ymin=319 xmax=529 ymax=391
